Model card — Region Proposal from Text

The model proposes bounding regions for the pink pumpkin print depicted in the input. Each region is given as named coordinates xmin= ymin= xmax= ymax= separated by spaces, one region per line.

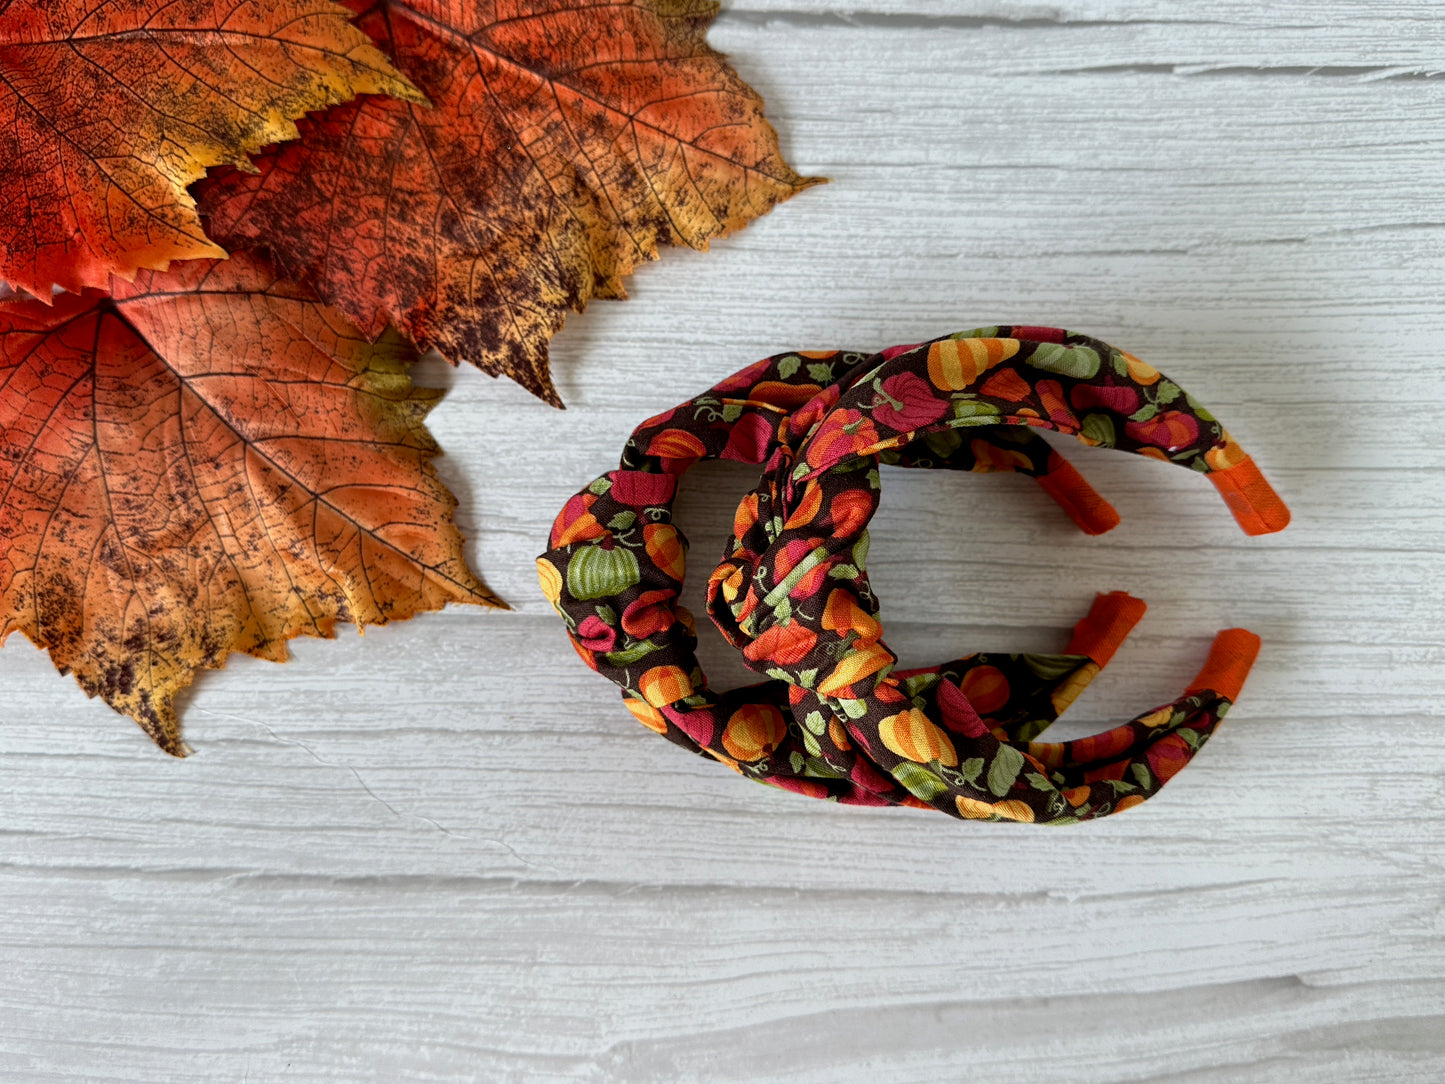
xmin=722 ymin=410 xmax=777 ymax=464
xmin=880 ymin=340 xmax=925 ymax=360
xmin=768 ymin=776 xmax=831 ymax=800
xmin=576 ymin=615 xmax=618 ymax=653
xmin=1070 ymin=383 xmax=1140 ymax=416
xmin=936 ymin=678 xmax=989 ymax=738
xmin=1125 ymin=410 xmax=1199 ymax=450
xmin=850 ymin=755 xmax=894 ymax=794
xmin=639 ymin=406 xmax=676 ymax=429
xmin=872 ymin=371 xmax=949 ymax=432
xmin=1146 ymin=731 xmax=1194 ymax=784
xmin=773 ymin=538 xmax=830 ymax=600
xmin=715 ymin=358 xmax=772 ymax=393
xmin=671 ymin=706 xmax=718 ymax=746
xmin=1012 ymin=326 xmax=1066 ymax=343
xmin=610 ymin=470 xmax=677 ymax=507
xmin=550 ymin=492 xmax=603 ymax=546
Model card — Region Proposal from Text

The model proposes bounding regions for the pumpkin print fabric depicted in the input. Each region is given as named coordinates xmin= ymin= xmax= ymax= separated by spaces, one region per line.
xmin=537 ymin=327 xmax=1289 ymax=823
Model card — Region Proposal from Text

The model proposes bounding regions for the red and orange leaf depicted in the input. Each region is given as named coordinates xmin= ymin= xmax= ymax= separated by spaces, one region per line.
xmin=197 ymin=0 xmax=821 ymax=405
xmin=0 ymin=0 xmax=423 ymax=297
xmin=0 ymin=253 xmax=499 ymax=754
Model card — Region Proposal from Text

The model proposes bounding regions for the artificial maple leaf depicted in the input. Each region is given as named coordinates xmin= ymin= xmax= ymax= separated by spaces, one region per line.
xmin=0 ymin=0 xmax=423 ymax=297
xmin=0 ymin=253 xmax=500 ymax=754
xmin=197 ymin=0 xmax=821 ymax=405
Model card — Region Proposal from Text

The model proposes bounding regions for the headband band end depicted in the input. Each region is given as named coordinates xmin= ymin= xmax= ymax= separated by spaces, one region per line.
xmin=1208 ymin=457 xmax=1291 ymax=536
xmin=1035 ymin=456 xmax=1121 ymax=535
xmin=1066 ymin=591 xmax=1148 ymax=666
xmin=1185 ymin=628 xmax=1262 ymax=702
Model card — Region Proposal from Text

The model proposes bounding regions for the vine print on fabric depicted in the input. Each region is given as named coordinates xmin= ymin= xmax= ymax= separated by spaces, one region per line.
xmin=538 ymin=327 xmax=1290 ymax=823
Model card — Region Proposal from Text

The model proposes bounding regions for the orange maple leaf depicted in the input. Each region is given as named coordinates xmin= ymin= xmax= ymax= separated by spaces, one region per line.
xmin=197 ymin=0 xmax=822 ymax=405
xmin=0 ymin=253 xmax=500 ymax=754
xmin=0 ymin=0 xmax=422 ymax=297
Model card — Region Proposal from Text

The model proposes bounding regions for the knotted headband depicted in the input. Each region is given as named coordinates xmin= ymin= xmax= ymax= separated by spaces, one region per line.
xmin=537 ymin=327 xmax=1290 ymax=823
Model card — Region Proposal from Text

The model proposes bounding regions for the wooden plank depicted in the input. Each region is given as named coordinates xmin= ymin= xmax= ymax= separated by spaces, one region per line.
xmin=0 ymin=871 xmax=1442 ymax=1079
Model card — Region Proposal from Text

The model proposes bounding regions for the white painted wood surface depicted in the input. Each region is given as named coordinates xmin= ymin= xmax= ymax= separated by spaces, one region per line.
xmin=4 ymin=1 xmax=1445 ymax=1079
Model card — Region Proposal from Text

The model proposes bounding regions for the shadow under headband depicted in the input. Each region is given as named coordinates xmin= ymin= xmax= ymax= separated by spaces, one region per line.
xmin=537 ymin=327 xmax=1289 ymax=823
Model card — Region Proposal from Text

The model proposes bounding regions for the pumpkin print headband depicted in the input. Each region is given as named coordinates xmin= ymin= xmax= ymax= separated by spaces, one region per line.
xmin=537 ymin=327 xmax=1289 ymax=823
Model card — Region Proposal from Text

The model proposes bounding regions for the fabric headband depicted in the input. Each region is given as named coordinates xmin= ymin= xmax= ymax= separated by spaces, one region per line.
xmin=537 ymin=327 xmax=1289 ymax=823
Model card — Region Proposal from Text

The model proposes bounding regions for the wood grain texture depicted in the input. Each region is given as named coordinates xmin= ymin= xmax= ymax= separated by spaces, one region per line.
xmin=2 ymin=1 xmax=1444 ymax=1078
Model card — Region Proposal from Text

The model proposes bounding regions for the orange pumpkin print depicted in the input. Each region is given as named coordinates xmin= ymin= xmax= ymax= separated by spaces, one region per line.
xmin=786 ymin=382 xmax=841 ymax=438
xmin=955 ymin=795 xmax=996 ymax=819
xmin=969 ymin=438 xmax=1032 ymax=473
xmin=958 ymin=795 xmax=1038 ymax=822
xmin=621 ymin=589 xmax=678 ymax=639
xmin=722 ymin=703 xmax=788 ymax=761
xmin=926 ymin=337 xmax=1019 ymax=390
xmin=750 ymin=380 xmax=824 ymax=408
xmin=1027 ymin=741 xmax=1064 ymax=770
xmin=712 ymin=562 xmax=744 ymax=604
xmin=879 ymin=708 xmax=959 ymax=766
xmin=1138 ymin=706 xmax=1173 ymax=728
xmin=991 ymin=799 xmax=1035 ymax=823
xmin=623 ymin=697 xmax=669 ymax=735
xmin=567 ymin=633 xmax=598 ymax=672
xmin=1050 ymin=662 xmax=1099 ymax=715
xmin=551 ymin=492 xmax=605 ymax=546
xmin=645 ymin=428 xmax=707 ymax=461
xmin=1070 ymin=725 xmax=1136 ymax=764
xmin=536 ymin=557 xmax=563 ymax=605
xmin=828 ymin=488 xmax=873 ymax=535
xmin=637 ymin=665 xmax=694 ymax=708
xmin=714 ymin=358 xmax=771 ymax=394
xmin=1205 ymin=434 xmax=1248 ymax=472
xmin=1121 ymin=351 xmax=1161 ymax=385
xmin=805 ymin=409 xmax=879 ymax=468
xmin=701 ymin=747 xmax=743 ymax=773
xmin=979 ymin=367 xmax=1031 ymax=402
xmin=784 ymin=481 xmax=824 ymax=529
xmin=742 ymin=621 xmax=819 ymax=666
xmin=643 ymin=523 xmax=686 ymax=582
xmin=817 ymin=640 xmax=893 ymax=697
xmin=874 ymin=677 xmax=906 ymax=705
xmin=821 ymin=588 xmax=881 ymax=645
xmin=1082 ymin=760 xmax=1131 ymax=784
xmin=1036 ymin=379 xmax=1077 ymax=429
xmin=733 ymin=492 xmax=761 ymax=541
xmin=960 ymin=665 xmax=1010 ymax=715
xmin=675 ymin=606 xmax=697 ymax=639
